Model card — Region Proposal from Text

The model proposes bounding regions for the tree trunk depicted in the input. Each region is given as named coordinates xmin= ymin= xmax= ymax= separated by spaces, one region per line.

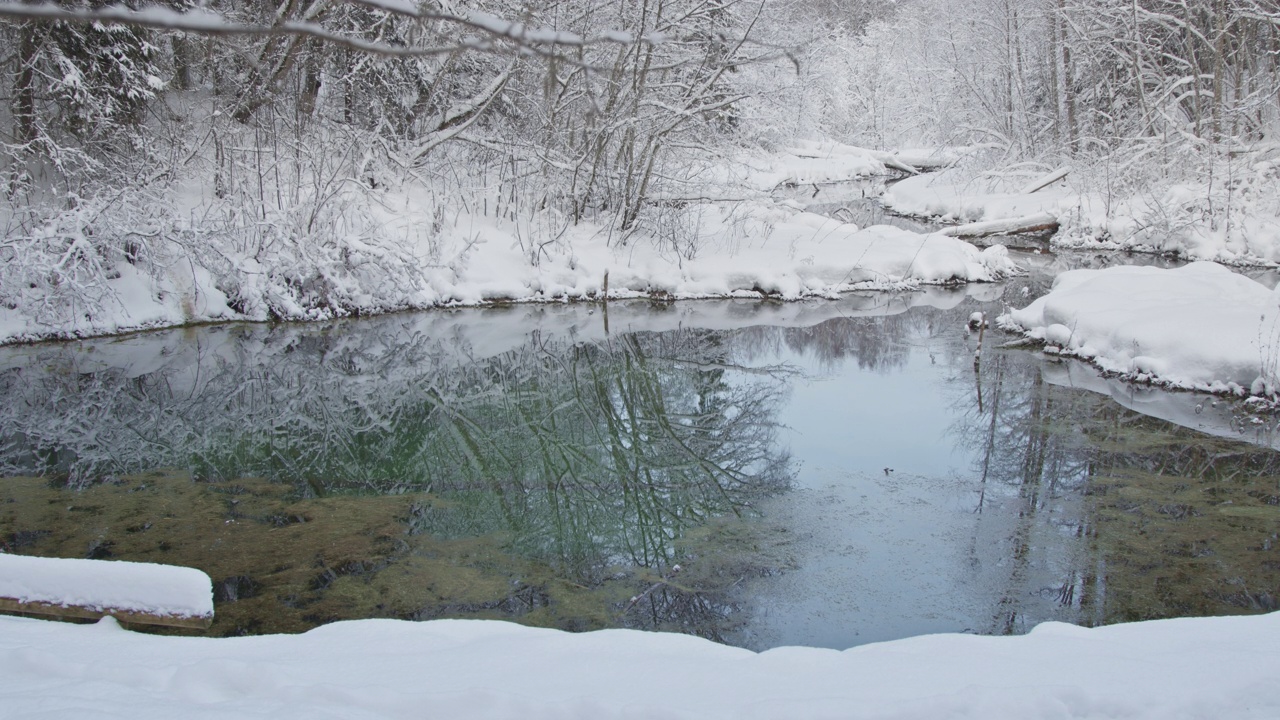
xmin=1058 ymin=0 xmax=1077 ymax=152
xmin=1212 ymin=0 xmax=1226 ymax=142
xmin=14 ymin=25 xmax=39 ymax=146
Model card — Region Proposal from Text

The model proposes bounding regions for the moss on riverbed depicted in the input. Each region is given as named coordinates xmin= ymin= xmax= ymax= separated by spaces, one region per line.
xmin=0 ymin=471 xmax=779 ymax=639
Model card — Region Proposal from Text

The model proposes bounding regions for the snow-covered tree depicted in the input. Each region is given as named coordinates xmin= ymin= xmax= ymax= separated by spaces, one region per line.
xmin=5 ymin=5 xmax=166 ymax=193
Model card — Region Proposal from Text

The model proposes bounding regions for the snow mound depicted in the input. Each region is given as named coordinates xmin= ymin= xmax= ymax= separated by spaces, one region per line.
xmin=1 ymin=612 xmax=1277 ymax=719
xmin=881 ymin=162 xmax=1280 ymax=268
xmin=1001 ymin=262 xmax=1277 ymax=394
xmin=0 ymin=553 xmax=213 ymax=621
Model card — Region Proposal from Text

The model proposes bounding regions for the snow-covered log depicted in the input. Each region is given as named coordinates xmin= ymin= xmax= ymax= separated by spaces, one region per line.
xmin=939 ymin=212 xmax=1059 ymax=239
xmin=1019 ymin=167 xmax=1071 ymax=194
xmin=872 ymin=153 xmax=921 ymax=175
xmin=888 ymin=152 xmax=955 ymax=172
xmin=0 ymin=554 xmax=214 ymax=629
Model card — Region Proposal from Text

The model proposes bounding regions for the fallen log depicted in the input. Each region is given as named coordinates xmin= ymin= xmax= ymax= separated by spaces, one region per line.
xmin=887 ymin=152 xmax=956 ymax=172
xmin=0 ymin=597 xmax=213 ymax=629
xmin=867 ymin=151 xmax=921 ymax=175
xmin=939 ymin=211 xmax=1059 ymax=239
xmin=0 ymin=554 xmax=214 ymax=629
xmin=1019 ymin=166 xmax=1070 ymax=194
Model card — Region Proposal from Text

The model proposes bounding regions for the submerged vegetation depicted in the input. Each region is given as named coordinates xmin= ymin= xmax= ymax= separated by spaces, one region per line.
xmin=953 ymin=345 xmax=1280 ymax=634
xmin=0 ymin=317 xmax=793 ymax=640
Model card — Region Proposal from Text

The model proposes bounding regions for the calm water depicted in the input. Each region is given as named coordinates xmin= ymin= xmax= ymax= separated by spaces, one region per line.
xmin=1 ymin=267 xmax=1278 ymax=647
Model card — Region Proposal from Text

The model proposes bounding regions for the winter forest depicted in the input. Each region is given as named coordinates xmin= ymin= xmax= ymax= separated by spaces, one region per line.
xmin=4 ymin=0 xmax=1280 ymax=338
xmin=4 ymin=2 xmax=1280 ymax=719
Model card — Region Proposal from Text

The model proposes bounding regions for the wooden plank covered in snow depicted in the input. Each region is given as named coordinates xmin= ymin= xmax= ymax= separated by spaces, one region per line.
xmin=0 ymin=553 xmax=214 ymax=629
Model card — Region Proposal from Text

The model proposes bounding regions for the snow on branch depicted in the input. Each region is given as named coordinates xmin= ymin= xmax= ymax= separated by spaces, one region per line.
xmin=0 ymin=1 xmax=672 ymax=61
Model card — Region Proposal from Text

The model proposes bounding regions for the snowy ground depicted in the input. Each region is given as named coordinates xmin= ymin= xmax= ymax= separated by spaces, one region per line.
xmin=1000 ymin=262 xmax=1280 ymax=396
xmin=0 ymin=612 xmax=1276 ymax=719
xmin=882 ymin=163 xmax=1280 ymax=266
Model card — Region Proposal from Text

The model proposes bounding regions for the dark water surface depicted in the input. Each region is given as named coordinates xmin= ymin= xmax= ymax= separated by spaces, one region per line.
xmin=2 ymin=266 xmax=1278 ymax=647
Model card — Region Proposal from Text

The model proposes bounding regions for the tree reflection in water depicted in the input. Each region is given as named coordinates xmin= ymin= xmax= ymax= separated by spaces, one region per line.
xmin=954 ymin=335 xmax=1280 ymax=634
xmin=722 ymin=305 xmax=1280 ymax=647
xmin=0 ymin=318 xmax=793 ymax=640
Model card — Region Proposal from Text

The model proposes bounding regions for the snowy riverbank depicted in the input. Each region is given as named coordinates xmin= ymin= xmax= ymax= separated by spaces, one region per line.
xmin=1000 ymin=262 xmax=1280 ymax=396
xmin=0 ymin=142 xmax=1017 ymax=346
xmin=882 ymin=163 xmax=1280 ymax=266
xmin=1 ymin=611 xmax=1277 ymax=719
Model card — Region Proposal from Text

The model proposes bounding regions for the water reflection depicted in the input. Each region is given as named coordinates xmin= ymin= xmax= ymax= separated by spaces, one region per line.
xmin=1 ymin=293 xmax=1278 ymax=648
xmin=728 ymin=306 xmax=1279 ymax=649
xmin=951 ymin=350 xmax=1098 ymax=635
xmin=0 ymin=315 xmax=794 ymax=639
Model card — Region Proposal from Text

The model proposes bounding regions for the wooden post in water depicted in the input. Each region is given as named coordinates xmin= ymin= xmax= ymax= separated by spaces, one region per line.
xmin=973 ymin=312 xmax=986 ymax=370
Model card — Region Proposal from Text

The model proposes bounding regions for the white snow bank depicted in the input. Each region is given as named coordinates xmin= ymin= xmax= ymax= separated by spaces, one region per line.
xmin=747 ymin=143 xmax=971 ymax=194
xmin=1052 ymin=173 xmax=1280 ymax=267
xmin=417 ymin=211 xmax=1021 ymax=307
xmin=0 ymin=198 xmax=1020 ymax=345
xmin=1 ymin=612 xmax=1277 ymax=719
xmin=468 ymin=217 xmax=1020 ymax=305
xmin=882 ymin=161 xmax=1280 ymax=267
xmin=0 ymin=553 xmax=213 ymax=621
xmin=0 ymin=257 xmax=236 ymax=347
xmin=752 ymin=141 xmax=967 ymax=189
xmin=1001 ymin=262 xmax=1276 ymax=394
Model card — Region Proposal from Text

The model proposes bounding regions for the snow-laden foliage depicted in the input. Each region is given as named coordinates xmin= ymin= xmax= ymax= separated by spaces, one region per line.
xmin=1 ymin=0 xmax=822 ymax=339
xmin=835 ymin=0 xmax=1280 ymax=158
xmin=820 ymin=0 xmax=1280 ymax=259
xmin=4 ymin=11 xmax=164 ymax=195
